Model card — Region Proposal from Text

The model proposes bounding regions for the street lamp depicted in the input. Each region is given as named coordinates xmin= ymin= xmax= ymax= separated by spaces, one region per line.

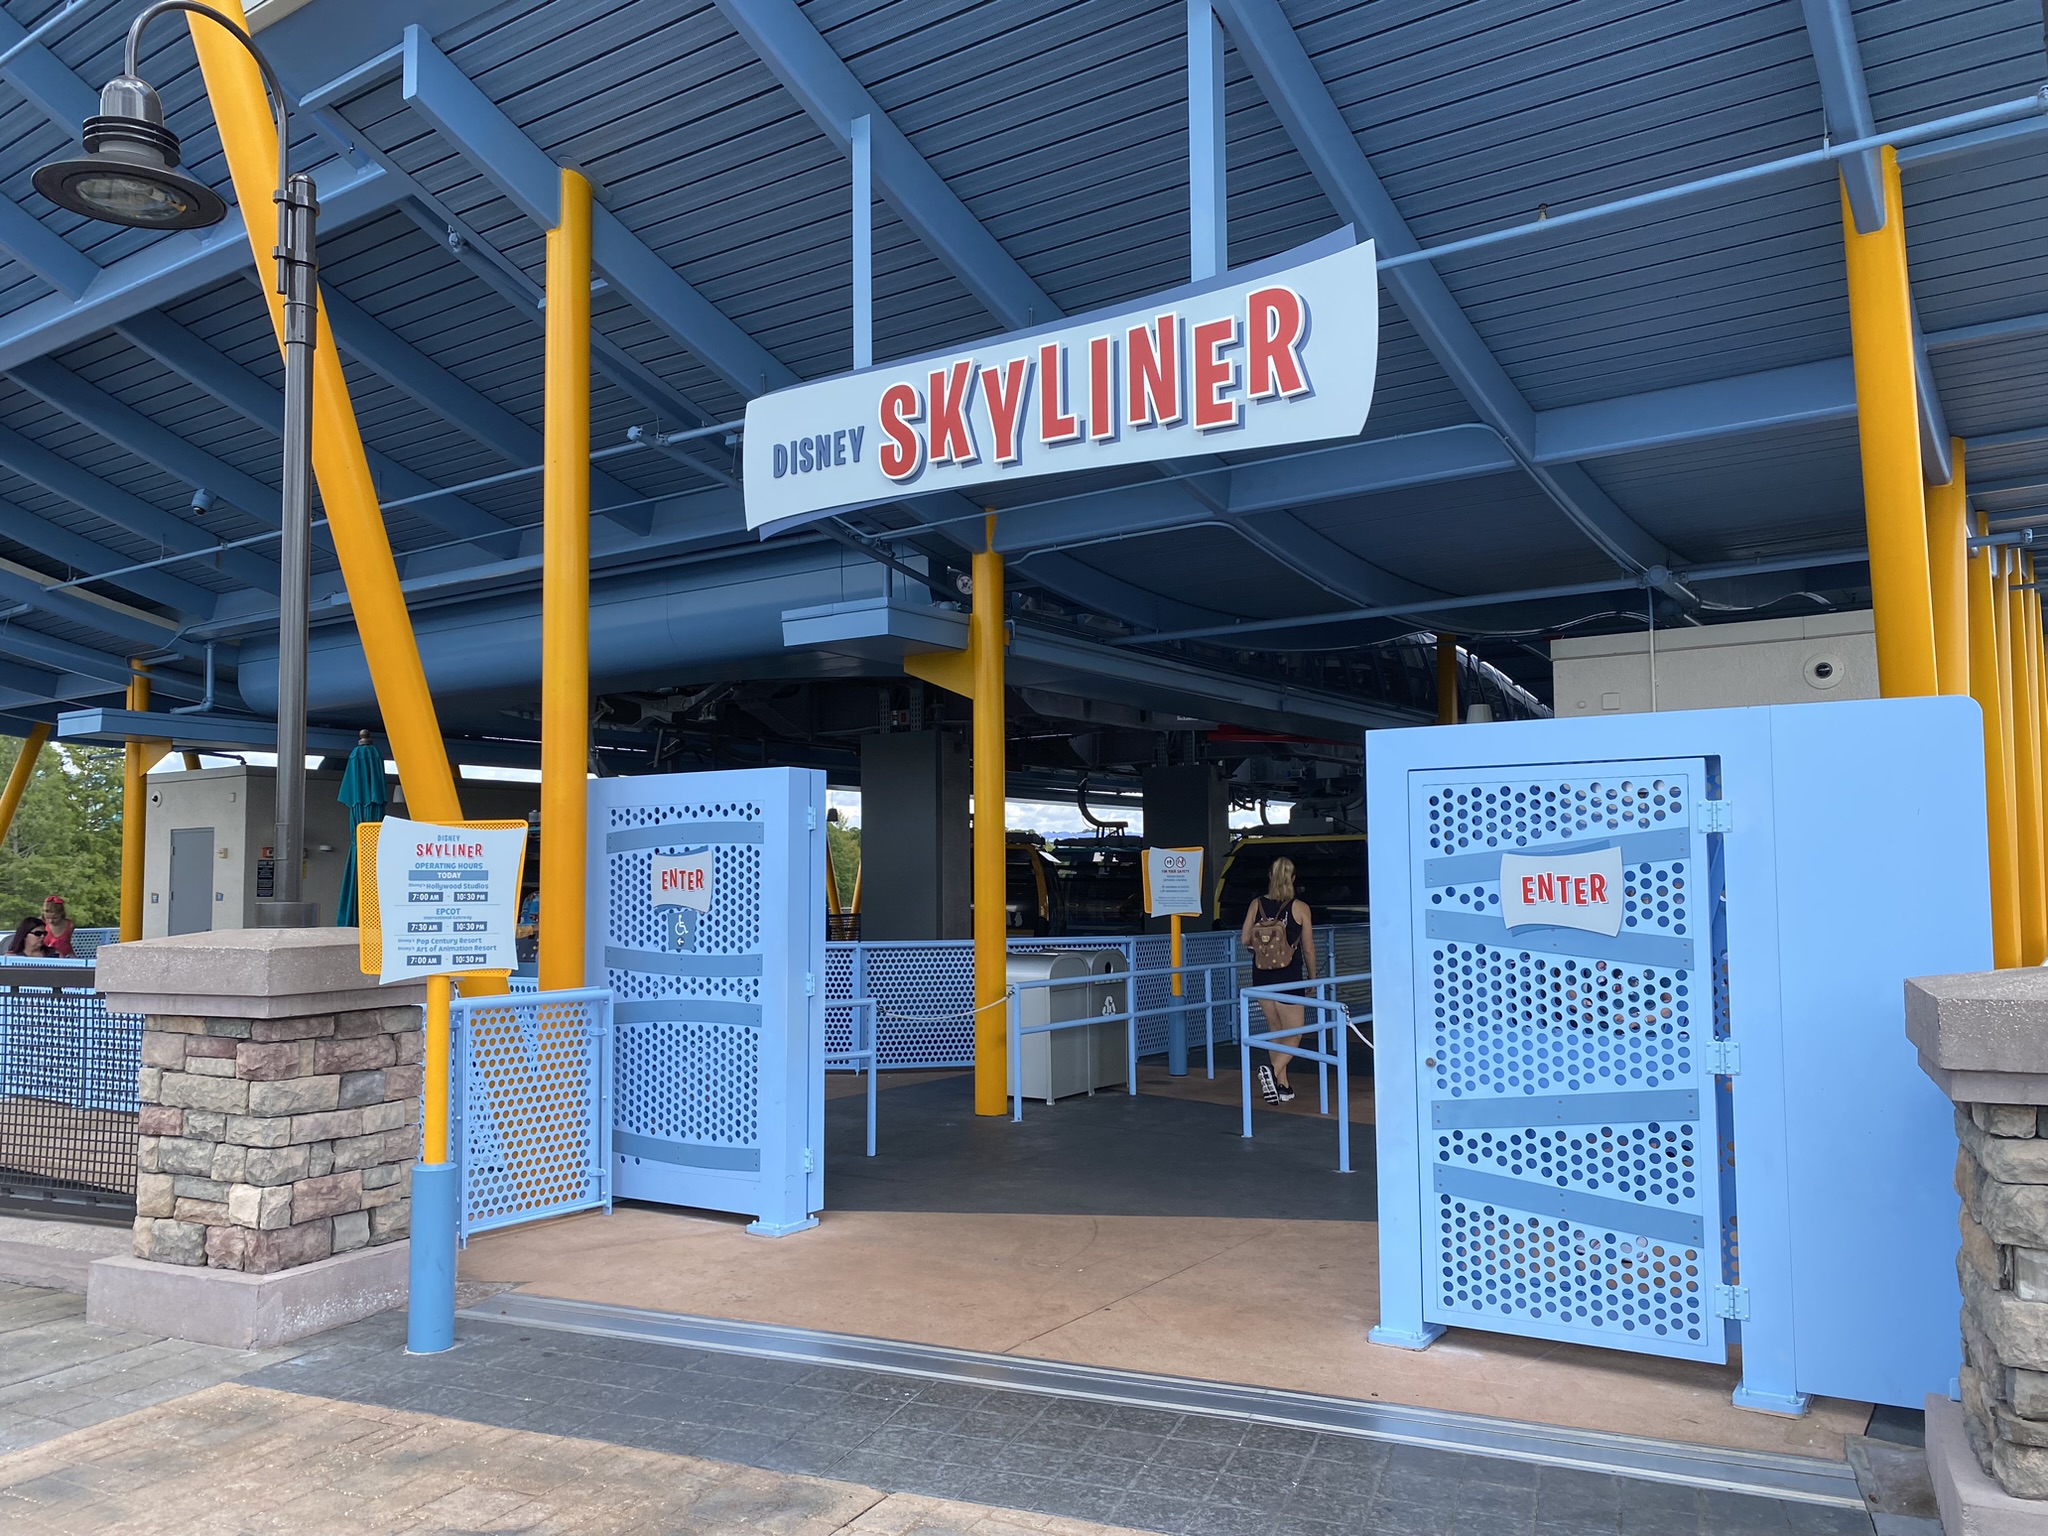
xmin=36 ymin=1 xmax=318 ymax=926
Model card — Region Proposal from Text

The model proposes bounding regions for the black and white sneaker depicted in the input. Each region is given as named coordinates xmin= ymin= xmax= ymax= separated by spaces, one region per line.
xmin=1256 ymin=1064 xmax=1281 ymax=1105
xmin=1275 ymin=1080 xmax=1296 ymax=1103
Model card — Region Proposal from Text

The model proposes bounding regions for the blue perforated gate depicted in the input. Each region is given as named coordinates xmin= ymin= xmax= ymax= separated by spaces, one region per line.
xmin=1413 ymin=760 xmax=1731 ymax=1364
xmin=588 ymin=769 xmax=825 ymax=1236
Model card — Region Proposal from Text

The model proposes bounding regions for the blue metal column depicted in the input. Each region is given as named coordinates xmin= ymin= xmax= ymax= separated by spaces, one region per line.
xmin=1188 ymin=1 xmax=1227 ymax=282
xmin=851 ymin=114 xmax=872 ymax=371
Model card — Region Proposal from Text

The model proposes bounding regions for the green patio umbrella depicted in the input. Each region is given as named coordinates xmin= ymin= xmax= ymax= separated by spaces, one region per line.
xmin=335 ymin=731 xmax=387 ymax=927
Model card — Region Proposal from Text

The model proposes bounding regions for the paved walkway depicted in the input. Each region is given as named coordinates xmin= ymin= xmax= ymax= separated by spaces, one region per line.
xmin=0 ymin=1282 xmax=1888 ymax=1535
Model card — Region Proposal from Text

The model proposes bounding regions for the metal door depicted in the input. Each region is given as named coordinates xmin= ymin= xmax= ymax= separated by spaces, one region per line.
xmin=167 ymin=828 xmax=214 ymax=934
xmin=1413 ymin=760 xmax=1730 ymax=1363
xmin=587 ymin=768 xmax=824 ymax=1236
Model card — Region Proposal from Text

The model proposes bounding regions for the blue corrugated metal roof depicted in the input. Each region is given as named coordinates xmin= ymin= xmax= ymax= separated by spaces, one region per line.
xmin=0 ymin=0 xmax=2034 ymax=718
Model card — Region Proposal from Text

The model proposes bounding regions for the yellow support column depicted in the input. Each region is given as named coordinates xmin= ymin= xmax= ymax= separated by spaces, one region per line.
xmin=1927 ymin=446 xmax=1970 ymax=696
xmin=539 ymin=169 xmax=592 ymax=992
xmin=120 ymin=666 xmax=149 ymax=942
xmin=2030 ymin=562 xmax=2048 ymax=960
xmin=186 ymin=6 xmax=461 ymax=825
xmin=972 ymin=516 xmax=1008 ymax=1116
xmin=1971 ymin=511 xmax=2021 ymax=966
xmin=2010 ymin=556 xmax=2046 ymax=963
xmin=0 ymin=722 xmax=49 ymax=846
xmin=1842 ymin=147 xmax=1938 ymax=697
xmin=1436 ymin=634 xmax=1458 ymax=724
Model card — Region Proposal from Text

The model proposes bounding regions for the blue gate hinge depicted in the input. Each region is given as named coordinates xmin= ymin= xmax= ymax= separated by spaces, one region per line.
xmin=1714 ymin=1284 xmax=1750 ymax=1320
xmin=1698 ymin=800 xmax=1735 ymax=833
xmin=805 ymin=972 xmax=816 ymax=997
xmin=803 ymin=1147 xmax=815 ymax=1172
xmin=807 ymin=806 xmax=817 ymax=830
xmin=1706 ymin=1039 xmax=1741 ymax=1076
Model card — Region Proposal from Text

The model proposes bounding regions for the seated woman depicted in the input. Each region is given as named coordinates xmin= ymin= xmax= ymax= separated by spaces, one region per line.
xmin=4 ymin=916 xmax=49 ymax=956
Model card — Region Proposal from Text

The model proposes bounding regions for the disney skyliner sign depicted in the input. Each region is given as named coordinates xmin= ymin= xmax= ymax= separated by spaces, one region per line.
xmin=742 ymin=234 xmax=1379 ymax=532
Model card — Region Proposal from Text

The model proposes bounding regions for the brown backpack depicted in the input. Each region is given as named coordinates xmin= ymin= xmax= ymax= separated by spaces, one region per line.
xmin=1249 ymin=901 xmax=1298 ymax=970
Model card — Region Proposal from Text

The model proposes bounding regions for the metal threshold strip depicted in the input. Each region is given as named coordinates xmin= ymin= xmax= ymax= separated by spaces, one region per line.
xmin=462 ymin=1292 xmax=1863 ymax=1510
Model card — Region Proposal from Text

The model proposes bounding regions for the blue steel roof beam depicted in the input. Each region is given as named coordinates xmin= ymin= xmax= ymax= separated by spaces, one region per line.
xmin=1798 ymin=0 xmax=1953 ymax=486
xmin=711 ymin=0 xmax=1054 ymax=333
xmin=400 ymin=28 xmax=799 ymax=398
xmin=0 ymin=489 xmax=214 ymax=616
xmin=0 ymin=195 xmax=96 ymax=298
xmin=0 ymin=561 xmax=187 ymax=652
xmin=0 ymin=421 xmax=278 ymax=592
xmin=310 ymin=281 xmax=651 ymax=535
xmin=0 ymin=625 xmax=199 ymax=699
xmin=0 ymin=158 xmax=395 ymax=374
xmin=1212 ymin=0 xmax=1676 ymax=581
xmin=115 ymin=312 xmax=518 ymax=560
xmin=9 ymin=356 xmax=290 ymax=532
xmin=711 ymin=0 xmax=1431 ymax=613
xmin=0 ymin=7 xmax=95 ymax=146
xmin=400 ymin=202 xmax=719 ymax=434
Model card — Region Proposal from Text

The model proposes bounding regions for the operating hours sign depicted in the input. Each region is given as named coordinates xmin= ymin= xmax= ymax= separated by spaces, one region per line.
xmin=365 ymin=817 xmax=526 ymax=983
xmin=742 ymin=233 xmax=1379 ymax=533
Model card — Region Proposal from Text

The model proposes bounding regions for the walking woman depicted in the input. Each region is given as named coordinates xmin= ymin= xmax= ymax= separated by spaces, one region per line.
xmin=1239 ymin=855 xmax=1316 ymax=1104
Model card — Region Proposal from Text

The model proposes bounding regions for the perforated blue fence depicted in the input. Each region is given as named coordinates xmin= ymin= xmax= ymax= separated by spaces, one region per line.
xmin=451 ymin=987 xmax=613 ymax=1243
xmin=1413 ymin=761 xmax=1728 ymax=1365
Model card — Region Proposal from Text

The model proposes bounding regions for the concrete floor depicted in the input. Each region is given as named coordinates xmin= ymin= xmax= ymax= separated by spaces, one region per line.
xmin=463 ymin=1074 xmax=1871 ymax=1462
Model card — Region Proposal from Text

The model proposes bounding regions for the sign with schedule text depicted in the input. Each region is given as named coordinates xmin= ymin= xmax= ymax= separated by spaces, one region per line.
xmin=370 ymin=817 xmax=525 ymax=983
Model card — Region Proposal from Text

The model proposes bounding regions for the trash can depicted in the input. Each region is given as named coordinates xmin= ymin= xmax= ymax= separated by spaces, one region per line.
xmin=1009 ymin=950 xmax=1127 ymax=1102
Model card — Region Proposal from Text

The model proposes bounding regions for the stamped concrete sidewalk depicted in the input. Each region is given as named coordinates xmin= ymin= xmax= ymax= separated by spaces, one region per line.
xmin=0 ymin=1382 xmax=1149 ymax=1536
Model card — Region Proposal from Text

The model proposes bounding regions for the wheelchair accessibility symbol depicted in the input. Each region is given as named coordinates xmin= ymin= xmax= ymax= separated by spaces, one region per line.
xmin=650 ymin=849 xmax=714 ymax=953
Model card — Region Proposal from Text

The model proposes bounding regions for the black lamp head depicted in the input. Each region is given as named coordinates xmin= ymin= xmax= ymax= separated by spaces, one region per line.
xmin=32 ymin=74 xmax=227 ymax=230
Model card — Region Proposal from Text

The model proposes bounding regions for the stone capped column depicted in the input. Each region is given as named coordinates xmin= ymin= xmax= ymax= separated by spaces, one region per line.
xmin=1908 ymin=967 xmax=2048 ymax=1532
xmin=91 ymin=929 xmax=425 ymax=1347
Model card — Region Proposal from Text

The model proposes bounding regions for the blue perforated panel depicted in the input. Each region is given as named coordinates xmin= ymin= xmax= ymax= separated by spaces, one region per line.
xmin=451 ymin=989 xmax=612 ymax=1243
xmin=1413 ymin=760 xmax=1729 ymax=1364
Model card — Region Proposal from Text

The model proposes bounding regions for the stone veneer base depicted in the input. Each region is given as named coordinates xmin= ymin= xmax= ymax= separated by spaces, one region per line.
xmin=1932 ymin=1395 xmax=2048 ymax=1536
xmin=86 ymin=1242 xmax=409 ymax=1349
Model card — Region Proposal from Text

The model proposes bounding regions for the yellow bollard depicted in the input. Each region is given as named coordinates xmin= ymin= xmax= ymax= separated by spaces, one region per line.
xmin=1842 ymin=148 xmax=1938 ymax=697
xmin=1970 ymin=509 xmax=2021 ymax=966
xmin=539 ymin=169 xmax=593 ymax=993
xmin=972 ymin=515 xmax=1008 ymax=1116
xmin=2010 ymin=556 xmax=2046 ymax=963
xmin=0 ymin=722 xmax=49 ymax=847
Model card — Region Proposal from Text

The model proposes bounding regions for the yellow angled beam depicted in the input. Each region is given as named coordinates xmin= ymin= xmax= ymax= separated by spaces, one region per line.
xmin=971 ymin=516 xmax=1008 ymax=1116
xmin=0 ymin=721 xmax=49 ymax=847
xmin=905 ymin=644 xmax=977 ymax=700
xmin=1970 ymin=508 xmax=2021 ymax=966
xmin=2031 ymin=563 xmax=2048 ymax=962
xmin=185 ymin=4 xmax=462 ymax=827
xmin=539 ymin=169 xmax=593 ymax=993
xmin=1926 ymin=445 xmax=1970 ymax=696
xmin=1842 ymin=147 xmax=1938 ymax=697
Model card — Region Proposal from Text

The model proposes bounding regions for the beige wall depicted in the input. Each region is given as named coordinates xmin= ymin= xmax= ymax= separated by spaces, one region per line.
xmin=142 ymin=765 xmax=538 ymax=935
xmin=1550 ymin=611 xmax=1877 ymax=716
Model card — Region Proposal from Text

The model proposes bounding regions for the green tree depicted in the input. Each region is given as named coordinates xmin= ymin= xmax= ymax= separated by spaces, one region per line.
xmin=0 ymin=739 xmax=124 ymax=930
xmin=827 ymin=821 xmax=861 ymax=910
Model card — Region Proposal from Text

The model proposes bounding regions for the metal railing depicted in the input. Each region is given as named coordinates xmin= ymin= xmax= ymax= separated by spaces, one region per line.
xmin=0 ymin=957 xmax=142 ymax=1214
xmin=1006 ymin=956 xmax=1241 ymax=1121
xmin=826 ymin=996 xmax=878 ymax=1157
xmin=1238 ymin=972 xmax=1372 ymax=1174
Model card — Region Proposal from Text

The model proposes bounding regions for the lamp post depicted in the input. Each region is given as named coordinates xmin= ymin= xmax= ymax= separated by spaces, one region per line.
xmin=35 ymin=1 xmax=317 ymax=927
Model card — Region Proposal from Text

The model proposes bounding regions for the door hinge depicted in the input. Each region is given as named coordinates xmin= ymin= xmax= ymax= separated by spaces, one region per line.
xmin=804 ymin=971 xmax=816 ymax=997
xmin=807 ymin=806 xmax=817 ymax=829
xmin=803 ymin=1147 xmax=815 ymax=1173
xmin=1714 ymin=1284 xmax=1750 ymax=1320
xmin=1697 ymin=800 xmax=1735 ymax=833
xmin=1705 ymin=1038 xmax=1741 ymax=1075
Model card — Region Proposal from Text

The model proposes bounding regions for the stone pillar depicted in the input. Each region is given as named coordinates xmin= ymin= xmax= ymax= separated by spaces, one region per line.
xmin=1907 ymin=969 xmax=2048 ymax=1532
xmin=89 ymin=929 xmax=424 ymax=1347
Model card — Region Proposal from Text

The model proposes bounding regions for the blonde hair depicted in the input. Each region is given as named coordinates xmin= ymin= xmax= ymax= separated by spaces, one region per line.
xmin=1265 ymin=856 xmax=1296 ymax=904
